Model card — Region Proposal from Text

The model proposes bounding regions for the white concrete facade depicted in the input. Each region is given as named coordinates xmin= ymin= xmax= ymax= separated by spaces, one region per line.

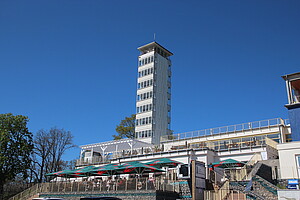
xmin=135 ymin=42 xmax=173 ymax=145
xmin=278 ymin=141 xmax=300 ymax=179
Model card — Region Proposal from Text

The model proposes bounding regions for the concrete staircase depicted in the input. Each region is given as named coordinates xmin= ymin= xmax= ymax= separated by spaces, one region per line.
xmin=229 ymin=181 xmax=263 ymax=200
xmin=252 ymin=176 xmax=278 ymax=200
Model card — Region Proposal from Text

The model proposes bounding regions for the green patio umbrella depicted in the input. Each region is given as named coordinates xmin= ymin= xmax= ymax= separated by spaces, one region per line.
xmin=212 ymin=159 xmax=245 ymax=168
xmin=117 ymin=161 xmax=165 ymax=175
xmin=90 ymin=163 xmax=121 ymax=176
xmin=72 ymin=165 xmax=99 ymax=176
xmin=46 ymin=169 xmax=86 ymax=178
xmin=145 ymin=158 xmax=183 ymax=168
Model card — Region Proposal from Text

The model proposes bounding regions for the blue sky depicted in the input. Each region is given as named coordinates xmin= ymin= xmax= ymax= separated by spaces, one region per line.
xmin=1 ymin=0 xmax=299 ymax=161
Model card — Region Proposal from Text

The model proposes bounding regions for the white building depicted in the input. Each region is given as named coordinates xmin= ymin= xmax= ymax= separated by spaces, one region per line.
xmin=278 ymin=141 xmax=300 ymax=179
xmin=77 ymin=118 xmax=291 ymax=167
xmin=135 ymin=42 xmax=173 ymax=145
xmin=76 ymin=43 xmax=292 ymax=175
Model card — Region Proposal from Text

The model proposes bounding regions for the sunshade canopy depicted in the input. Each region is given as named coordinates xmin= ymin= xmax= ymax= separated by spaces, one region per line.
xmin=90 ymin=163 xmax=121 ymax=176
xmin=146 ymin=158 xmax=183 ymax=168
xmin=46 ymin=161 xmax=165 ymax=177
xmin=117 ymin=161 xmax=165 ymax=174
xmin=46 ymin=170 xmax=86 ymax=178
xmin=212 ymin=159 xmax=245 ymax=168
xmin=72 ymin=165 xmax=99 ymax=176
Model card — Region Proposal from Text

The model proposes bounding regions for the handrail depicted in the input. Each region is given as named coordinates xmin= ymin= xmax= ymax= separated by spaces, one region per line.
xmin=9 ymin=183 xmax=41 ymax=200
xmin=216 ymin=180 xmax=230 ymax=200
xmin=246 ymin=153 xmax=262 ymax=167
xmin=161 ymin=118 xmax=286 ymax=142
xmin=9 ymin=178 xmax=180 ymax=199
xmin=265 ymin=137 xmax=278 ymax=149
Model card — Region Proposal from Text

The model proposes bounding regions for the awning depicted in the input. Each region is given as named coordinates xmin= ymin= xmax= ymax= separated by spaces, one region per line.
xmin=212 ymin=159 xmax=245 ymax=168
xmin=145 ymin=158 xmax=183 ymax=168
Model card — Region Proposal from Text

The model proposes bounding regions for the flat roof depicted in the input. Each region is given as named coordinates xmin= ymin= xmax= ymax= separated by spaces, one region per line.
xmin=80 ymin=138 xmax=154 ymax=153
xmin=282 ymin=72 xmax=300 ymax=80
xmin=138 ymin=41 xmax=173 ymax=56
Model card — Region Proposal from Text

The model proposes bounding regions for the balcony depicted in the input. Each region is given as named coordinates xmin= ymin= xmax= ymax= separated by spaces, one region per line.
xmin=76 ymin=156 xmax=110 ymax=167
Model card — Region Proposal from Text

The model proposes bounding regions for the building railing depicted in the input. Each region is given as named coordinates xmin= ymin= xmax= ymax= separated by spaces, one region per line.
xmin=76 ymin=157 xmax=110 ymax=166
xmin=161 ymin=118 xmax=286 ymax=142
xmin=76 ymin=146 xmax=163 ymax=166
xmin=10 ymin=178 xmax=181 ymax=199
xmin=246 ymin=152 xmax=263 ymax=167
xmin=9 ymin=183 xmax=41 ymax=200
xmin=265 ymin=137 xmax=278 ymax=149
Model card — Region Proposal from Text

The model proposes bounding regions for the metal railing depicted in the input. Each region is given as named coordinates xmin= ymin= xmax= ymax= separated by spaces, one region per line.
xmin=76 ymin=157 xmax=110 ymax=166
xmin=9 ymin=183 xmax=41 ymax=200
xmin=10 ymin=178 xmax=181 ymax=200
xmin=265 ymin=137 xmax=278 ymax=149
xmin=161 ymin=118 xmax=285 ymax=142
xmin=246 ymin=152 xmax=263 ymax=167
xmin=204 ymin=180 xmax=234 ymax=200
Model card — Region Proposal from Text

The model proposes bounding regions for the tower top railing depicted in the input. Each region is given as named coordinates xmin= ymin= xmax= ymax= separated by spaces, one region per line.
xmin=161 ymin=118 xmax=289 ymax=143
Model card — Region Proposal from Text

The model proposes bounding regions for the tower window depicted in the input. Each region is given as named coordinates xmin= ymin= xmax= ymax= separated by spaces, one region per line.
xmin=138 ymin=56 xmax=154 ymax=67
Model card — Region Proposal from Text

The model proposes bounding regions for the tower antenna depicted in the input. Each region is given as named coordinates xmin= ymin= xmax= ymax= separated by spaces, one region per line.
xmin=153 ymin=33 xmax=156 ymax=42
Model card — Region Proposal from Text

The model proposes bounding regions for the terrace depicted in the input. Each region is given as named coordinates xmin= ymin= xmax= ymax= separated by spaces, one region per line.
xmin=76 ymin=118 xmax=289 ymax=167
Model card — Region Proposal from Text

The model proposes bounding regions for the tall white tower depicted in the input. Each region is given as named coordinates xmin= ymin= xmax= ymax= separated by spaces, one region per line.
xmin=135 ymin=42 xmax=173 ymax=145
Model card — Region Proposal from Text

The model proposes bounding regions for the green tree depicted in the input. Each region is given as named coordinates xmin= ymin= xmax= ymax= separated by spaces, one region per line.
xmin=113 ymin=114 xmax=136 ymax=140
xmin=0 ymin=113 xmax=33 ymax=200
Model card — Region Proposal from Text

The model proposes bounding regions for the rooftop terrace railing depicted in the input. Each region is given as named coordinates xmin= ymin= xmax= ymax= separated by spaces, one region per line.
xmin=161 ymin=118 xmax=287 ymax=143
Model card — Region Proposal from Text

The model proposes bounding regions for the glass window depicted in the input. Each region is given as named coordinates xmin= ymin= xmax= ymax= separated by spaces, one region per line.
xmin=296 ymin=155 xmax=300 ymax=178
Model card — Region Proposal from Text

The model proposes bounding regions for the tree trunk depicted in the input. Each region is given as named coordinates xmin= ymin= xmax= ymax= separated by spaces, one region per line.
xmin=39 ymin=158 xmax=45 ymax=183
